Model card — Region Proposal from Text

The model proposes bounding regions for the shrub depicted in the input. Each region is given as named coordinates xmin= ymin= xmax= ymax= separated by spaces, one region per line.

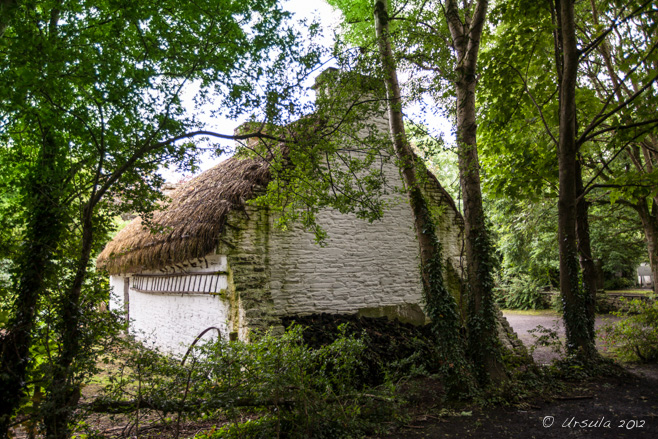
xmin=528 ymin=324 xmax=564 ymax=358
xmin=601 ymin=297 xmax=658 ymax=363
xmin=495 ymin=274 xmax=546 ymax=310
xmin=99 ymin=324 xmax=397 ymax=438
xmin=603 ymin=276 xmax=635 ymax=291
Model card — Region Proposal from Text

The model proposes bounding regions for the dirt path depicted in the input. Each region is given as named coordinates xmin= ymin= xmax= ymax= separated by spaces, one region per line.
xmin=381 ymin=368 xmax=658 ymax=438
xmin=503 ymin=310 xmax=621 ymax=364
xmin=381 ymin=311 xmax=658 ymax=439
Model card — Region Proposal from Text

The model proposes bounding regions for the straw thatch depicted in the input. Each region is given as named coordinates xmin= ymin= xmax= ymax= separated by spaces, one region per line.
xmin=97 ymin=156 xmax=271 ymax=275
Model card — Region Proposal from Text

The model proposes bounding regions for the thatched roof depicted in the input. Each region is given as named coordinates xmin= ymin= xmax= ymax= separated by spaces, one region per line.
xmin=97 ymin=156 xmax=271 ymax=275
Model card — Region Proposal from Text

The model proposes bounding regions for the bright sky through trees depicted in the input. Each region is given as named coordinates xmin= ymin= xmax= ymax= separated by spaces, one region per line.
xmin=160 ymin=0 xmax=455 ymax=184
xmin=159 ymin=0 xmax=342 ymax=182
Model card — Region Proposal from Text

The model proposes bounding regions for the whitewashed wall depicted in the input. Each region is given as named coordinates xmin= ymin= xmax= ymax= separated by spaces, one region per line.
xmin=267 ymin=167 xmax=463 ymax=318
xmin=109 ymin=254 xmax=234 ymax=355
xmin=112 ymin=168 xmax=464 ymax=349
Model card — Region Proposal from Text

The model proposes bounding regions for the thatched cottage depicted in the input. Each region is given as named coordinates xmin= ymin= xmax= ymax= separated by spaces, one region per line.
xmin=97 ymin=77 xmax=467 ymax=354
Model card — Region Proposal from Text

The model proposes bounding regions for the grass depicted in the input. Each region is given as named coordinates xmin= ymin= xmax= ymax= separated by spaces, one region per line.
xmin=605 ymin=289 xmax=655 ymax=295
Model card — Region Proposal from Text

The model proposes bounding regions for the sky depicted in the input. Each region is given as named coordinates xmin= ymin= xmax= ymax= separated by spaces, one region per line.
xmin=159 ymin=0 xmax=455 ymax=183
xmin=159 ymin=0 xmax=342 ymax=183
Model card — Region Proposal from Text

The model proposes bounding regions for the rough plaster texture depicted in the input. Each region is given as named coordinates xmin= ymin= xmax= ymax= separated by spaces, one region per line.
xmin=128 ymin=291 xmax=230 ymax=355
xmin=266 ymin=166 xmax=464 ymax=319
xmin=109 ymin=254 xmax=234 ymax=355
xmin=265 ymin=114 xmax=464 ymax=320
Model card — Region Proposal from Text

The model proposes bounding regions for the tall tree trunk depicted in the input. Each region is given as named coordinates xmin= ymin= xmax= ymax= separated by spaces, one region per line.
xmin=0 ymin=131 xmax=65 ymax=434
xmin=444 ymin=0 xmax=506 ymax=384
xmin=43 ymin=204 xmax=95 ymax=439
xmin=555 ymin=0 xmax=597 ymax=356
xmin=575 ymin=159 xmax=597 ymax=336
xmin=373 ymin=0 xmax=473 ymax=397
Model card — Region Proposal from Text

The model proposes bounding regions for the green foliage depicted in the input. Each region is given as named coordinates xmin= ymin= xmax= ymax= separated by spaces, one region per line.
xmin=488 ymin=200 xmax=559 ymax=289
xmin=195 ymin=417 xmax=278 ymax=439
xmin=408 ymin=124 xmax=461 ymax=203
xmin=464 ymin=220 xmax=507 ymax=385
xmin=8 ymin=274 xmax=127 ymax=435
xmin=549 ymin=355 xmax=623 ymax=381
xmin=101 ymin=325 xmax=397 ymax=439
xmin=488 ymin=199 xmax=557 ymax=312
xmin=409 ymin=188 xmax=476 ymax=398
xmin=330 ymin=0 xmax=505 ymax=388
xmin=495 ymin=274 xmax=546 ymax=310
xmin=602 ymin=297 xmax=658 ymax=363
xmin=604 ymin=277 xmax=636 ymax=291
xmin=246 ymin=69 xmax=396 ymax=244
xmin=528 ymin=324 xmax=565 ymax=359
xmin=479 ymin=0 xmax=658 ymax=315
xmin=0 ymin=0 xmax=318 ymax=434
xmin=589 ymin=204 xmax=645 ymax=282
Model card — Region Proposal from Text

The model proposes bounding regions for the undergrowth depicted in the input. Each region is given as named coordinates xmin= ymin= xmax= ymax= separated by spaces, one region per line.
xmin=601 ymin=296 xmax=658 ymax=363
xmin=88 ymin=325 xmax=400 ymax=439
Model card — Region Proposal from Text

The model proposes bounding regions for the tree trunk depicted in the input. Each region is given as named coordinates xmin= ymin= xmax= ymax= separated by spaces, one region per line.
xmin=555 ymin=0 xmax=597 ymax=356
xmin=0 ymin=131 xmax=66 ymax=435
xmin=43 ymin=204 xmax=95 ymax=439
xmin=373 ymin=0 xmax=472 ymax=396
xmin=575 ymin=159 xmax=597 ymax=337
xmin=444 ymin=0 xmax=506 ymax=384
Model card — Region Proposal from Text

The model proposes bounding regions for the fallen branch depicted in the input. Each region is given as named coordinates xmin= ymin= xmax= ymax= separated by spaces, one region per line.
xmin=83 ymin=397 xmax=293 ymax=414
xmin=554 ymin=395 xmax=594 ymax=401
xmin=83 ymin=391 xmax=396 ymax=415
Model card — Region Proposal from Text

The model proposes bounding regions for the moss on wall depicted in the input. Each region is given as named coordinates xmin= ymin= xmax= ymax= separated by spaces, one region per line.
xmin=224 ymin=206 xmax=281 ymax=339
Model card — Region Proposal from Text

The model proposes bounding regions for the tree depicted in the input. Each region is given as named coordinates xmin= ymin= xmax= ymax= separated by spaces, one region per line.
xmin=478 ymin=0 xmax=658 ymax=356
xmin=553 ymin=0 xmax=599 ymax=358
xmin=327 ymin=0 xmax=508 ymax=385
xmin=579 ymin=0 xmax=658 ymax=293
xmin=0 ymin=1 xmax=308 ymax=436
xmin=442 ymin=0 xmax=507 ymax=383
xmin=372 ymin=0 xmax=473 ymax=396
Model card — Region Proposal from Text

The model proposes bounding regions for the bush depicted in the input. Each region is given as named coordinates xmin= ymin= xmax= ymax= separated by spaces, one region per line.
xmin=604 ymin=276 xmax=635 ymax=291
xmin=100 ymin=324 xmax=397 ymax=439
xmin=601 ymin=297 xmax=658 ymax=362
xmin=495 ymin=274 xmax=547 ymax=310
xmin=281 ymin=313 xmax=443 ymax=384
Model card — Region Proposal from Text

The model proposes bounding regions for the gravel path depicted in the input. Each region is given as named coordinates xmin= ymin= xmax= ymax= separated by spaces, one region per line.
xmin=503 ymin=311 xmax=622 ymax=364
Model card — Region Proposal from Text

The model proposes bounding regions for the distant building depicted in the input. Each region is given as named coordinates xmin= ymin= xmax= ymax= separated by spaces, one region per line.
xmin=637 ymin=263 xmax=653 ymax=287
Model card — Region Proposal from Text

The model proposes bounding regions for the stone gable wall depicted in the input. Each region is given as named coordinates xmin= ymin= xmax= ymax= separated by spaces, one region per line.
xmin=265 ymin=166 xmax=465 ymax=320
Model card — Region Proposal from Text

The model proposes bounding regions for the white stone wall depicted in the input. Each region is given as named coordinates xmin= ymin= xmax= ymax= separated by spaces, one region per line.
xmin=266 ymin=161 xmax=464 ymax=317
xmin=109 ymin=254 xmax=235 ymax=355
xmin=112 ymin=170 xmax=464 ymax=348
xmin=109 ymin=99 xmax=466 ymax=345
xmin=268 ymin=198 xmax=423 ymax=315
xmin=219 ymin=108 xmax=465 ymax=321
xmin=128 ymin=292 xmax=230 ymax=355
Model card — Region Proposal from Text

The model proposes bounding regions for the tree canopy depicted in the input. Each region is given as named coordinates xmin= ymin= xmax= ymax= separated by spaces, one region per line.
xmin=0 ymin=1 xmax=316 ymax=435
